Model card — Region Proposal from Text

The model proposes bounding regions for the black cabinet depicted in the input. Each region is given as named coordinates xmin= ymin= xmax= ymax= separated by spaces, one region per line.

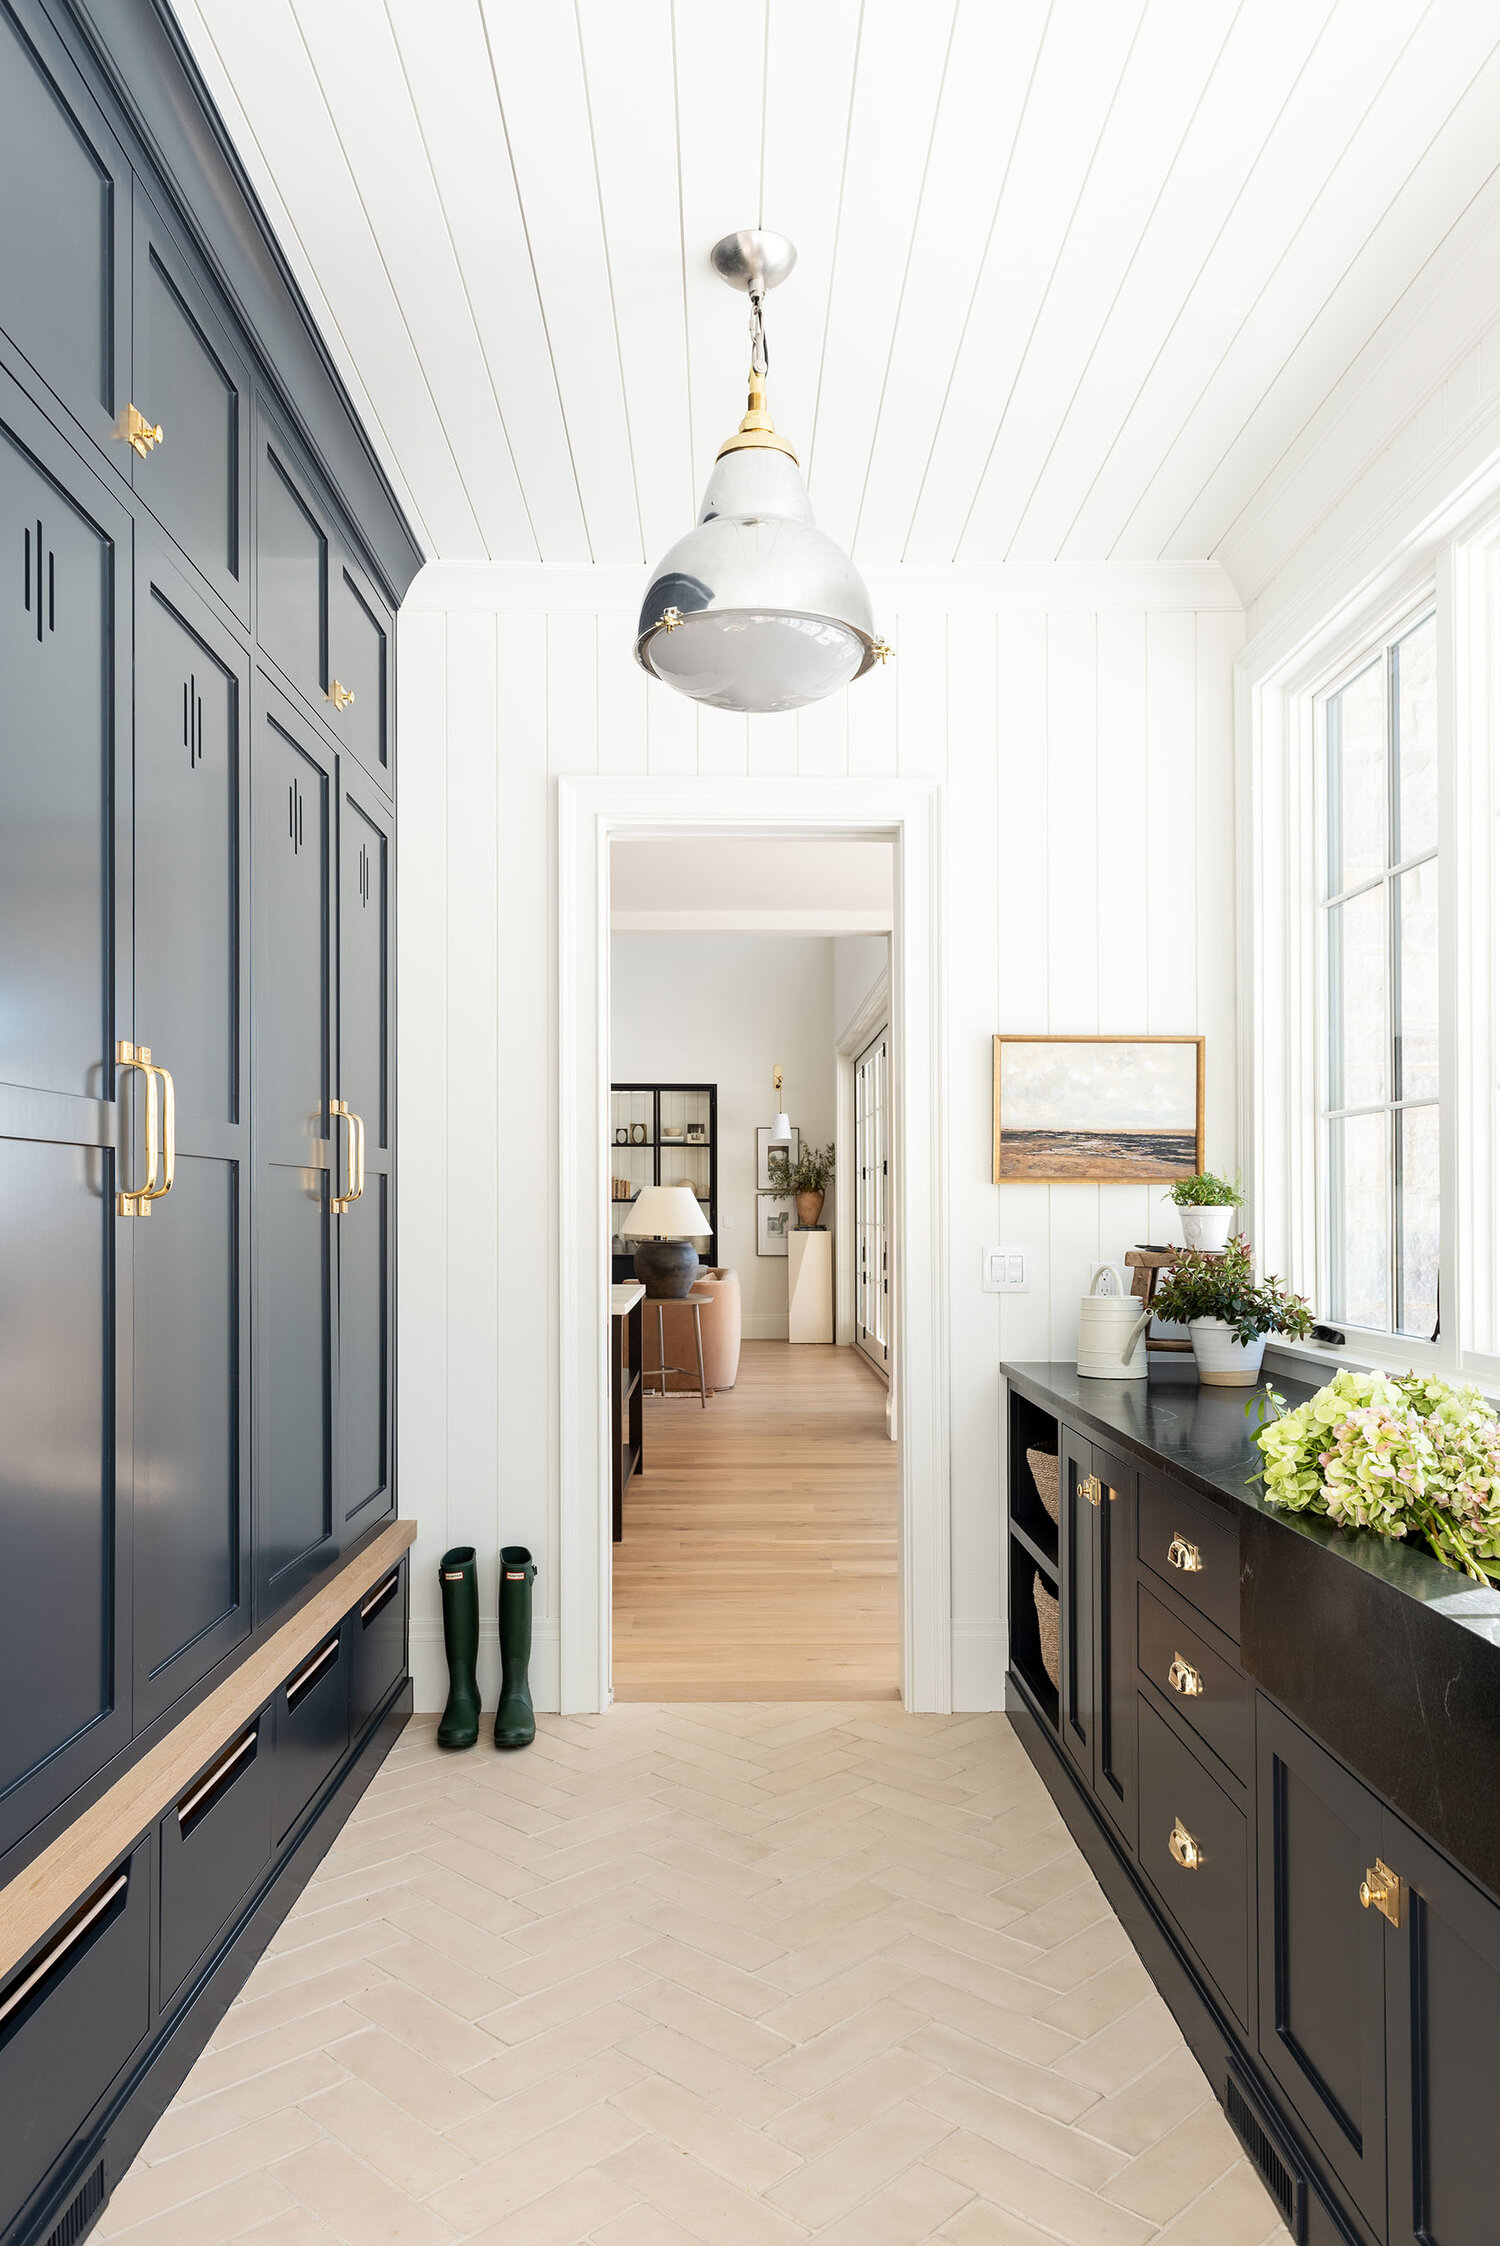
xmin=158 ymin=1721 xmax=272 ymax=2006
xmin=351 ymin=1563 xmax=406 ymax=1733
xmin=333 ymin=554 xmax=393 ymax=791
xmin=337 ymin=779 xmax=393 ymax=1540
xmin=1058 ymin=1425 xmax=1137 ymax=1851
xmin=273 ymin=1627 xmax=350 ymax=1846
xmin=256 ymin=411 xmax=333 ymax=719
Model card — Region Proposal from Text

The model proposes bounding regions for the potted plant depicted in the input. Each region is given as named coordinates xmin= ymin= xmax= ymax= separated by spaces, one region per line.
xmin=767 ymin=1140 xmax=835 ymax=1229
xmin=1167 ymin=1170 xmax=1243 ymax=1252
xmin=1151 ymin=1234 xmax=1312 ymax=1386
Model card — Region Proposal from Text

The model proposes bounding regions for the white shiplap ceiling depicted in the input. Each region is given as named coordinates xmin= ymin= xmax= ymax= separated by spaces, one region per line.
xmin=172 ymin=0 xmax=1500 ymax=580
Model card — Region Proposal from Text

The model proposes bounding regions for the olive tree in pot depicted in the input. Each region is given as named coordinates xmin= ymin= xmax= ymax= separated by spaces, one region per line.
xmin=1167 ymin=1169 xmax=1242 ymax=1252
xmin=1151 ymin=1234 xmax=1312 ymax=1386
xmin=767 ymin=1140 xmax=836 ymax=1228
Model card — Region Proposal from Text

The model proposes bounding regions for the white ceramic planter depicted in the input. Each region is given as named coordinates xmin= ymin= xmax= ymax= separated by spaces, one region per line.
xmin=1180 ymin=1204 xmax=1234 ymax=1252
xmin=1189 ymin=1319 xmax=1266 ymax=1386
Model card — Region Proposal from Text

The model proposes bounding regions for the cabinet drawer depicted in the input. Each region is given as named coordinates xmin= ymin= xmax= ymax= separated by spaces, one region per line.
xmin=351 ymin=1561 xmax=406 ymax=1735
xmin=273 ymin=1626 xmax=350 ymax=1845
xmin=1138 ymin=1696 xmax=1248 ymax=2026
xmin=1138 ymin=1473 xmax=1240 ymax=1642
xmin=1137 ymin=1582 xmax=1249 ymax=1785
xmin=159 ymin=1719 xmax=273 ymax=2006
xmin=0 ymin=1844 xmax=149 ymax=2220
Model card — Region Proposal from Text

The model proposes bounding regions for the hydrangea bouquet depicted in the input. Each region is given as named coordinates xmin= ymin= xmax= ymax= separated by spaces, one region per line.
xmin=1252 ymin=1368 xmax=1500 ymax=1583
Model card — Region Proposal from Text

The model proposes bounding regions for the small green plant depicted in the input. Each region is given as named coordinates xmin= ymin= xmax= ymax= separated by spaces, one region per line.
xmin=767 ymin=1141 xmax=836 ymax=1199
xmin=1150 ymin=1234 xmax=1312 ymax=1348
xmin=1167 ymin=1170 xmax=1243 ymax=1208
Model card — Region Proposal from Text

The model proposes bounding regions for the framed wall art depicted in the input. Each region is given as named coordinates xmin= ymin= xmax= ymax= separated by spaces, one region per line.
xmin=756 ymin=1194 xmax=792 ymax=1256
xmin=992 ymin=1035 xmax=1205 ymax=1184
xmin=756 ymin=1125 xmax=799 ymax=1189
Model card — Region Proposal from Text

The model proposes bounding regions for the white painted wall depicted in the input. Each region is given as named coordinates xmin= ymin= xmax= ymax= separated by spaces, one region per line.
xmin=834 ymin=935 xmax=889 ymax=1041
xmin=610 ymin=933 xmax=837 ymax=1339
xmin=396 ymin=563 xmax=1243 ymax=1714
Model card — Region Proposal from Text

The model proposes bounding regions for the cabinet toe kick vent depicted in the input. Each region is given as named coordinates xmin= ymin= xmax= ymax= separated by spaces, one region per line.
xmin=1226 ymin=2065 xmax=1307 ymax=2244
xmin=46 ymin=2158 xmax=105 ymax=2246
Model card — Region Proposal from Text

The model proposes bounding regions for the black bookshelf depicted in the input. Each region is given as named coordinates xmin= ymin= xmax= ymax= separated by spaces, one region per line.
xmin=610 ymin=1082 xmax=719 ymax=1282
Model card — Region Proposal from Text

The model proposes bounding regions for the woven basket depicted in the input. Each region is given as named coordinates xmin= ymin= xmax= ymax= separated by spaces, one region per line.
xmin=1033 ymin=1575 xmax=1061 ymax=1693
xmin=1026 ymin=1447 xmax=1060 ymax=1525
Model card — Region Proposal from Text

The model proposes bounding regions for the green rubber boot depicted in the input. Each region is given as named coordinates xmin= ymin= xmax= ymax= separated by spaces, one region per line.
xmin=436 ymin=1546 xmax=480 ymax=1749
xmin=494 ymin=1546 xmax=537 ymax=1750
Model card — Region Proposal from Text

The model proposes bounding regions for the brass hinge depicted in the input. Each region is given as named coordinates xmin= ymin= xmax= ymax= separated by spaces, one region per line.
xmin=1359 ymin=1859 xmax=1402 ymax=1927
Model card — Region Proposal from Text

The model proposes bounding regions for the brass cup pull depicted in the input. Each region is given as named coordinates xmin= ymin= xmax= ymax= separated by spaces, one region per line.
xmin=325 ymin=679 xmax=355 ymax=712
xmin=1167 ymin=1654 xmax=1204 ymax=1698
xmin=116 ymin=402 xmax=163 ymax=457
xmin=1168 ymin=1817 xmax=1203 ymax=1871
xmin=115 ymin=1040 xmax=157 ymax=1215
xmin=1359 ymin=1859 xmax=1402 ymax=1926
xmin=1168 ymin=1535 xmax=1203 ymax=1573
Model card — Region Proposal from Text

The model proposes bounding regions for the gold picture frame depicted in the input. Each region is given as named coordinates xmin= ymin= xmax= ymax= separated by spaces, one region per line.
xmin=992 ymin=1034 xmax=1205 ymax=1185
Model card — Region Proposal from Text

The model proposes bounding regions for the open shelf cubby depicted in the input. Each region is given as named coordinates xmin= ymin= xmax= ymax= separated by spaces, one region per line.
xmin=1008 ymin=1388 xmax=1060 ymax=1571
xmin=1007 ymin=1532 xmax=1060 ymax=1733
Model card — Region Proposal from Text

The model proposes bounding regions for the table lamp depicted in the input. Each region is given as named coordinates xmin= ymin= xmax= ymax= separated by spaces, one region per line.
xmin=621 ymin=1184 xmax=712 ymax=1298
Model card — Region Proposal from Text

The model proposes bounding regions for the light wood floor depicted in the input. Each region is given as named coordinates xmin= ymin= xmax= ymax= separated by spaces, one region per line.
xmin=612 ymin=1341 xmax=899 ymax=1702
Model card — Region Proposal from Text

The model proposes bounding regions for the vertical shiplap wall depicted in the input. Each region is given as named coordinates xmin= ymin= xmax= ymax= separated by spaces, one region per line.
xmin=397 ymin=578 xmax=1243 ymax=1713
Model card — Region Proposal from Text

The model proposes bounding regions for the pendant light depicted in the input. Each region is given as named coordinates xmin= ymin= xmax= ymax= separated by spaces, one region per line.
xmin=636 ymin=231 xmax=891 ymax=714
xmin=768 ymin=1066 xmax=793 ymax=1145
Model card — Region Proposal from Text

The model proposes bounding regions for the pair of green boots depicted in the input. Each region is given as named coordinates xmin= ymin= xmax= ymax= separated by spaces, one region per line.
xmin=436 ymin=1545 xmax=537 ymax=1750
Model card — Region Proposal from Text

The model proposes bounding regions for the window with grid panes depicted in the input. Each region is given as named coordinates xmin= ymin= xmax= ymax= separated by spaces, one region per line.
xmin=1321 ymin=610 xmax=1439 ymax=1338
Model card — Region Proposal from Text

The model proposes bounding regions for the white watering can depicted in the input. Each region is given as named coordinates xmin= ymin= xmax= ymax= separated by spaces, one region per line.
xmin=1076 ymin=1263 xmax=1152 ymax=1380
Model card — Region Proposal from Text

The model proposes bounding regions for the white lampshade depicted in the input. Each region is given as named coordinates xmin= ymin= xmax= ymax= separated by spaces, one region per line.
xmin=620 ymin=1184 xmax=711 ymax=1239
xmin=768 ymin=1113 xmax=793 ymax=1144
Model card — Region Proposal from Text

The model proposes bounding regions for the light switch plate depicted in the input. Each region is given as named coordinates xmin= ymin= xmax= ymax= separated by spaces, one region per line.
xmin=983 ymin=1245 xmax=1029 ymax=1293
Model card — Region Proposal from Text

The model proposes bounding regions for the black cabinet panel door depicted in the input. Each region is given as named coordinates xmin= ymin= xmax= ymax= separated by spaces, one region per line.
xmin=1093 ymin=1444 xmax=1137 ymax=1851
xmin=131 ymin=191 xmax=251 ymax=624
xmin=331 ymin=556 xmax=392 ymax=789
xmin=132 ymin=560 xmax=251 ymax=1719
xmin=1058 ymin=1423 xmax=1095 ymax=1793
xmin=1257 ymin=1696 xmax=1388 ymax=2235
xmin=337 ymin=786 xmax=392 ymax=1533
xmin=254 ymin=698 xmax=336 ymax=1609
xmin=1384 ymin=1813 xmax=1500 ymax=2246
xmin=0 ymin=0 xmax=130 ymax=462
xmin=257 ymin=422 xmax=331 ymax=714
xmin=0 ymin=379 xmax=133 ymax=1856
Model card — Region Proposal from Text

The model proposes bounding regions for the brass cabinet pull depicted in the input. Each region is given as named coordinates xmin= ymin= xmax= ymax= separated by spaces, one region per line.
xmin=1168 ymin=1817 xmax=1203 ymax=1871
xmin=330 ymin=1100 xmax=365 ymax=1213
xmin=1168 ymin=1535 xmax=1203 ymax=1573
xmin=0 ymin=1870 xmax=129 ymax=2029
xmin=142 ymin=1061 xmax=176 ymax=1205
xmin=115 ymin=402 xmax=163 ymax=457
xmin=325 ymin=679 xmax=355 ymax=711
xmin=177 ymin=1726 xmax=257 ymax=1827
xmin=1082 ymin=1472 xmax=1103 ymax=1508
xmin=1359 ymin=1858 xmax=1402 ymax=1926
xmin=1167 ymin=1654 xmax=1204 ymax=1698
xmin=115 ymin=1040 xmax=157 ymax=1215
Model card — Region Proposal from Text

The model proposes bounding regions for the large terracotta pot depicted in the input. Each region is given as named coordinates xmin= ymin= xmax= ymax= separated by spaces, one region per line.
xmin=795 ymin=1189 xmax=825 ymax=1228
xmin=643 ymin=1268 xmax=743 ymax=1393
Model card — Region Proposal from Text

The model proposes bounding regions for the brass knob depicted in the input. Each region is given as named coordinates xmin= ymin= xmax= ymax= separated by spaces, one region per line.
xmin=116 ymin=403 xmax=163 ymax=458
xmin=1168 ymin=1654 xmax=1203 ymax=1698
xmin=325 ymin=679 xmax=355 ymax=712
xmin=1168 ymin=1818 xmax=1203 ymax=1871
xmin=1168 ymin=1535 xmax=1203 ymax=1572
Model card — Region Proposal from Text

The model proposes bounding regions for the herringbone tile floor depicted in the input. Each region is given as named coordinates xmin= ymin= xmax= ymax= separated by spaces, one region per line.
xmin=99 ymin=1707 xmax=1293 ymax=2246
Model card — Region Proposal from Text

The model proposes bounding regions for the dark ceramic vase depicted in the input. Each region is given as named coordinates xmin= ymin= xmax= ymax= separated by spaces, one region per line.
xmin=634 ymin=1238 xmax=700 ymax=1298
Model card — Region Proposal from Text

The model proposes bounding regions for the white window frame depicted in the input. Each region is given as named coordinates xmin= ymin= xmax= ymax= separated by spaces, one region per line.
xmin=1239 ymin=500 xmax=1500 ymax=1395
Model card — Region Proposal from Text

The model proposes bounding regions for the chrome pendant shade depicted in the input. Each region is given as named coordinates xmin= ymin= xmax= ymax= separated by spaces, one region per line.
xmin=636 ymin=231 xmax=888 ymax=715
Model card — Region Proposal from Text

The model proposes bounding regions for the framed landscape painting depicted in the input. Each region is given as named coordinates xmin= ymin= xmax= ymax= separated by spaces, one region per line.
xmin=992 ymin=1035 xmax=1204 ymax=1184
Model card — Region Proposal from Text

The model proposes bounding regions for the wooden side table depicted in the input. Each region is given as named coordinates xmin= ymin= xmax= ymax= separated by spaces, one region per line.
xmin=611 ymin=1282 xmax=644 ymax=1542
xmin=643 ymin=1291 xmax=711 ymax=1408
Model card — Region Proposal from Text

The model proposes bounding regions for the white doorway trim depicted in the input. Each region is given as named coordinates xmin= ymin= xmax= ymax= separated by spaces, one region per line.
xmin=557 ymin=775 xmax=948 ymax=1716
xmin=834 ymin=965 xmax=891 ymax=1350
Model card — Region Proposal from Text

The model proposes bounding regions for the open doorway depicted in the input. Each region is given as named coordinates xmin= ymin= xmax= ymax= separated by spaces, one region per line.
xmin=606 ymin=837 xmax=897 ymax=1701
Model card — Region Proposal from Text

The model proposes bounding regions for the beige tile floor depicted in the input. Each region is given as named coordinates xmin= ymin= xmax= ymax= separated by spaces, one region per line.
xmin=99 ymin=1706 xmax=1293 ymax=2246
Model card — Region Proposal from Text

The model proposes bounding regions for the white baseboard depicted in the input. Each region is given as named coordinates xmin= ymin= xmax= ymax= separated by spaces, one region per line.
xmin=951 ymin=1619 xmax=1008 ymax=1711
xmin=409 ymin=1616 xmax=560 ymax=1717
xmin=741 ymin=1312 xmax=790 ymax=1340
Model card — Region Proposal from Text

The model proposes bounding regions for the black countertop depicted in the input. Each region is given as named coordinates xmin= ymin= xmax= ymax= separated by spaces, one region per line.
xmin=1003 ymin=1357 xmax=1500 ymax=1654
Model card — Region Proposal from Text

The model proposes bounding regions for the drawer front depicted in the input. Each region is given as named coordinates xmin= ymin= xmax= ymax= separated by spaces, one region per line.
xmin=159 ymin=1719 xmax=273 ymax=2006
xmin=0 ymin=1843 xmax=149 ymax=2220
xmin=1138 ymin=1472 xmax=1240 ymax=1642
xmin=351 ymin=1560 xmax=406 ymax=1735
xmin=1137 ymin=1696 xmax=1249 ymax=2026
xmin=1137 ymin=1581 xmax=1249 ymax=1785
xmin=273 ymin=1625 xmax=350 ymax=1845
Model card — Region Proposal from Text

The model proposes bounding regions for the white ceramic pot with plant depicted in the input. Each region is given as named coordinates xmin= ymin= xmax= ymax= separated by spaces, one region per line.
xmin=1150 ymin=1235 xmax=1312 ymax=1388
xmin=1167 ymin=1170 xmax=1243 ymax=1253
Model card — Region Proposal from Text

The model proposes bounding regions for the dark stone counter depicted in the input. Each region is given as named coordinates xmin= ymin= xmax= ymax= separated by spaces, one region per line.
xmin=1004 ymin=1357 xmax=1500 ymax=1903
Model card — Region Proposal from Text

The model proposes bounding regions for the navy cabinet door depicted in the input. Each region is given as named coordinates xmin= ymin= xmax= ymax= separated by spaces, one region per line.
xmin=254 ymin=685 xmax=338 ymax=1614
xmin=1058 ymin=1423 xmax=1095 ymax=1793
xmin=131 ymin=545 xmax=252 ymax=1723
xmin=1384 ymin=1811 xmax=1500 ymax=2245
xmin=330 ymin=551 xmax=393 ymax=794
xmin=1256 ymin=1696 xmax=1388 ymax=2237
xmin=0 ymin=375 xmax=134 ymax=1856
xmin=0 ymin=0 xmax=132 ymax=469
xmin=255 ymin=412 xmax=333 ymax=721
xmin=130 ymin=187 xmax=252 ymax=627
xmin=336 ymin=779 xmax=393 ymax=1540
xmin=1093 ymin=1443 xmax=1137 ymax=1853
